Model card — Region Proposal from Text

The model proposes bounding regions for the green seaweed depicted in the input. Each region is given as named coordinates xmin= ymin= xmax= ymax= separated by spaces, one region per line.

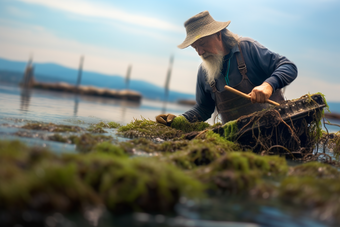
xmin=97 ymin=156 xmax=204 ymax=212
xmin=118 ymin=118 xmax=184 ymax=140
xmin=289 ymin=161 xmax=339 ymax=178
xmin=170 ymin=116 xmax=210 ymax=133
xmin=0 ymin=139 xmax=204 ymax=214
xmin=161 ymin=133 xmax=242 ymax=170
xmin=21 ymin=122 xmax=83 ymax=133
xmin=204 ymin=130 xmax=240 ymax=151
xmin=119 ymin=138 xmax=189 ymax=154
xmin=92 ymin=141 xmax=128 ymax=157
xmin=107 ymin=121 xmax=122 ymax=128
xmin=0 ymin=160 xmax=101 ymax=211
xmin=69 ymin=133 xmax=114 ymax=153
xmin=279 ymin=176 xmax=340 ymax=222
xmin=48 ymin=133 xmax=69 ymax=143
xmin=193 ymin=152 xmax=288 ymax=193
xmin=91 ymin=121 xmax=121 ymax=129
xmin=87 ymin=124 xmax=108 ymax=133
xmin=222 ymin=120 xmax=239 ymax=141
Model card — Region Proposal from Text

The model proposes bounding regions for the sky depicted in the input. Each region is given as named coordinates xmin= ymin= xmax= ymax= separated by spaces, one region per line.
xmin=0 ymin=0 xmax=339 ymax=101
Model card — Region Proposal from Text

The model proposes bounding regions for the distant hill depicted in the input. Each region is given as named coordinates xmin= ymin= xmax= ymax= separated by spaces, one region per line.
xmin=0 ymin=57 xmax=195 ymax=102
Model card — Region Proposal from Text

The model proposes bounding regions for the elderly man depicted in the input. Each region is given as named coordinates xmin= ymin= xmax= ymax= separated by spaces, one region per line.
xmin=157 ymin=11 xmax=297 ymax=125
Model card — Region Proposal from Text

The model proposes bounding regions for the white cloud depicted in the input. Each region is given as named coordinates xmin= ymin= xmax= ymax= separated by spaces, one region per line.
xmin=0 ymin=24 xmax=198 ymax=94
xmin=17 ymin=0 xmax=183 ymax=33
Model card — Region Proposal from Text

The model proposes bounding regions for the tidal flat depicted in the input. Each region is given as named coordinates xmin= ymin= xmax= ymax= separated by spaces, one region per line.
xmin=1 ymin=85 xmax=340 ymax=227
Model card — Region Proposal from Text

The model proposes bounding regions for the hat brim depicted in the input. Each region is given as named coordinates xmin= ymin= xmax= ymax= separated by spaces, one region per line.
xmin=177 ymin=21 xmax=230 ymax=49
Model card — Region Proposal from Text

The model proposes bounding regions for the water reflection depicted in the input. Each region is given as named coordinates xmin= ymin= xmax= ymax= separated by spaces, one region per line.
xmin=161 ymin=101 xmax=167 ymax=114
xmin=20 ymin=87 xmax=31 ymax=111
xmin=74 ymin=94 xmax=79 ymax=116
xmin=71 ymin=93 xmax=142 ymax=122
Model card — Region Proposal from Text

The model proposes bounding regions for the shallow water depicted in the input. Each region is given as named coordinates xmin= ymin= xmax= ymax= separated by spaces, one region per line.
xmin=0 ymin=84 xmax=339 ymax=227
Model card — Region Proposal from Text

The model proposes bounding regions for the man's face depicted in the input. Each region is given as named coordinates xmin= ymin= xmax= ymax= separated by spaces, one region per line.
xmin=191 ymin=33 xmax=223 ymax=59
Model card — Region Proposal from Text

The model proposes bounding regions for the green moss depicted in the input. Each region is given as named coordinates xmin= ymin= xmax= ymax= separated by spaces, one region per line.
xmin=222 ymin=120 xmax=239 ymax=141
xmin=0 ymin=140 xmax=29 ymax=162
xmin=170 ymin=116 xmax=210 ymax=133
xmin=21 ymin=122 xmax=83 ymax=133
xmin=107 ymin=121 xmax=122 ymax=128
xmin=204 ymin=130 xmax=240 ymax=151
xmin=279 ymin=176 xmax=340 ymax=221
xmin=0 ymin=162 xmax=101 ymax=211
xmin=0 ymin=140 xmax=54 ymax=166
xmin=92 ymin=141 xmax=128 ymax=157
xmin=156 ymin=131 xmax=242 ymax=170
xmin=325 ymin=132 xmax=340 ymax=161
xmin=69 ymin=133 xmax=114 ymax=153
xmin=0 ymin=139 xmax=204 ymax=214
xmin=192 ymin=152 xmax=288 ymax=193
xmin=249 ymin=181 xmax=278 ymax=199
xmin=48 ymin=133 xmax=69 ymax=143
xmin=162 ymin=136 xmax=239 ymax=170
xmin=90 ymin=121 xmax=121 ymax=129
xmin=98 ymin=157 xmax=204 ymax=212
xmin=87 ymin=125 xmax=107 ymax=133
xmin=118 ymin=118 xmax=184 ymax=140
xmin=304 ymin=93 xmax=328 ymax=142
xmin=289 ymin=161 xmax=339 ymax=178
xmin=164 ymin=146 xmax=223 ymax=170
xmin=119 ymin=138 xmax=189 ymax=154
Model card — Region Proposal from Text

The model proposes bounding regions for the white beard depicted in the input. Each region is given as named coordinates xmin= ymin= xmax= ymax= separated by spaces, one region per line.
xmin=201 ymin=51 xmax=224 ymax=84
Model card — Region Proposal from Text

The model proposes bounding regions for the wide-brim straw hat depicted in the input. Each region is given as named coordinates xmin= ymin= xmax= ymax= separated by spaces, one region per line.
xmin=178 ymin=11 xmax=231 ymax=49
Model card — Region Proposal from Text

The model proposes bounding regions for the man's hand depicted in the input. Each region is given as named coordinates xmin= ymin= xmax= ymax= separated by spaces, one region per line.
xmin=155 ymin=113 xmax=176 ymax=126
xmin=248 ymin=82 xmax=273 ymax=103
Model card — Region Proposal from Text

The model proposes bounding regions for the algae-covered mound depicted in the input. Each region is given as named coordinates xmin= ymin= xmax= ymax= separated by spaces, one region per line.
xmin=86 ymin=121 xmax=122 ymax=133
xmin=289 ymin=161 xmax=340 ymax=178
xmin=75 ymin=155 xmax=204 ymax=213
xmin=119 ymin=138 xmax=189 ymax=154
xmin=279 ymin=176 xmax=340 ymax=222
xmin=0 ymin=140 xmax=100 ymax=212
xmin=69 ymin=133 xmax=115 ymax=153
xmin=21 ymin=122 xmax=84 ymax=133
xmin=118 ymin=118 xmax=184 ymax=140
xmin=193 ymin=152 xmax=288 ymax=193
xmin=0 ymin=140 xmax=204 ymax=214
xmin=325 ymin=132 xmax=340 ymax=161
xmin=47 ymin=132 xmax=116 ymax=153
xmin=162 ymin=131 xmax=241 ymax=170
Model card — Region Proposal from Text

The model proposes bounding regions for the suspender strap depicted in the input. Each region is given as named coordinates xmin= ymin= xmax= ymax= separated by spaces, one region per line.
xmin=235 ymin=44 xmax=247 ymax=78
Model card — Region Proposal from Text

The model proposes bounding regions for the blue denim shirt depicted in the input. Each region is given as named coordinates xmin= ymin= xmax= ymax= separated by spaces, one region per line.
xmin=182 ymin=37 xmax=298 ymax=122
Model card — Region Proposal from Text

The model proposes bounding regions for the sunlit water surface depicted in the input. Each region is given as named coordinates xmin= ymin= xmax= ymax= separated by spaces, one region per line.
xmin=0 ymin=84 xmax=339 ymax=227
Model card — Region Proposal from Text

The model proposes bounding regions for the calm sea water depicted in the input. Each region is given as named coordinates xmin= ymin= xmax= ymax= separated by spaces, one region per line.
xmin=0 ymin=84 xmax=339 ymax=227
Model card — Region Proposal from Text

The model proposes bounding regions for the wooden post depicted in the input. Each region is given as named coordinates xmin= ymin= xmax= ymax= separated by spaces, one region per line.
xmin=76 ymin=55 xmax=84 ymax=90
xmin=125 ymin=64 xmax=132 ymax=90
xmin=22 ymin=55 xmax=34 ymax=87
xmin=164 ymin=55 xmax=173 ymax=100
xmin=162 ymin=55 xmax=174 ymax=113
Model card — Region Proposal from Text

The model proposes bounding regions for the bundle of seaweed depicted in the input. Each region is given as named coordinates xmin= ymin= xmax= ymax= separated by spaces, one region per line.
xmin=209 ymin=93 xmax=328 ymax=158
